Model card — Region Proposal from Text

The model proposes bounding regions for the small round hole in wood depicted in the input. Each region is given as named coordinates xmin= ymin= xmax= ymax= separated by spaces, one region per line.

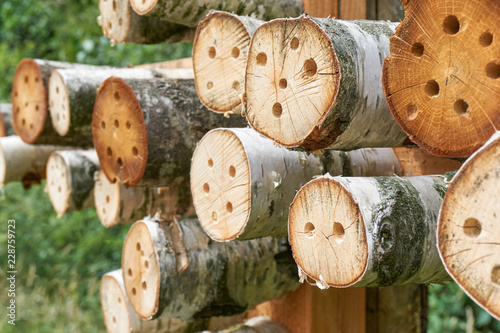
xmin=226 ymin=202 xmax=233 ymax=213
xmin=203 ymin=183 xmax=210 ymax=193
xmin=491 ymin=266 xmax=500 ymax=285
xmin=132 ymin=288 xmax=136 ymax=296
xmin=463 ymin=218 xmax=481 ymax=237
xmin=112 ymin=0 xmax=117 ymax=11
xmin=106 ymin=195 xmax=110 ymax=203
xmin=207 ymin=81 xmax=213 ymax=89
xmin=128 ymin=268 xmax=132 ymax=276
xmin=256 ymin=53 xmax=267 ymax=66
xmin=272 ymin=102 xmax=283 ymax=118
xmin=144 ymin=260 xmax=149 ymax=269
xmin=114 ymin=92 xmax=120 ymax=102
xmin=304 ymin=59 xmax=317 ymax=77
xmin=118 ymin=18 xmax=122 ymax=26
xmin=108 ymin=22 xmax=112 ymax=29
xmin=291 ymin=37 xmax=299 ymax=50
xmin=113 ymin=316 xmax=116 ymax=324
xmin=407 ymin=104 xmax=419 ymax=120
xmin=101 ymin=121 xmax=106 ymax=129
xmin=132 ymin=147 xmax=138 ymax=156
xmin=114 ymin=119 xmax=119 ymax=128
xmin=232 ymin=81 xmax=240 ymax=90
xmin=22 ymin=118 xmax=26 ymax=126
xmin=486 ymin=62 xmax=500 ymax=79
xmin=411 ymin=43 xmax=424 ymax=57
xmin=208 ymin=47 xmax=216 ymax=59
xmin=142 ymin=281 xmax=147 ymax=290
xmin=332 ymin=222 xmax=345 ymax=245
xmin=479 ymin=32 xmax=493 ymax=47
xmin=35 ymin=105 xmax=39 ymax=111
xmin=231 ymin=47 xmax=240 ymax=59
xmin=118 ymin=297 xmax=121 ymax=303
xmin=207 ymin=158 xmax=213 ymax=167
xmin=126 ymin=121 xmax=131 ymax=129
xmin=454 ymin=99 xmax=469 ymax=115
xmin=24 ymin=76 xmax=28 ymax=84
xmin=304 ymin=222 xmax=315 ymax=238
xmin=229 ymin=165 xmax=236 ymax=177
xmin=117 ymin=157 xmax=123 ymax=167
xmin=136 ymin=242 xmax=141 ymax=251
xmin=425 ymin=80 xmax=440 ymax=97
xmin=443 ymin=15 xmax=460 ymax=35
xmin=279 ymin=78 xmax=287 ymax=89
xmin=58 ymin=186 xmax=61 ymax=193
xmin=107 ymin=147 xmax=112 ymax=157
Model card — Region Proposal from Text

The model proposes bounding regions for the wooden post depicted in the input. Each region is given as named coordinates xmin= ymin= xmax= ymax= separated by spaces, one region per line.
xmin=193 ymin=12 xmax=264 ymax=113
xmin=383 ymin=0 xmax=500 ymax=157
xmin=121 ymin=218 xmax=299 ymax=320
xmin=46 ymin=150 xmax=100 ymax=216
xmin=438 ymin=131 xmax=500 ymax=320
xmin=245 ymin=16 xmax=408 ymax=151
xmin=289 ymin=174 xmax=450 ymax=288
xmin=0 ymin=104 xmax=15 ymax=137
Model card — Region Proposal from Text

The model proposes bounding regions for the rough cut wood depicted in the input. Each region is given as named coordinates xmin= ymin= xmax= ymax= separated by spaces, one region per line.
xmin=245 ymin=16 xmax=408 ymax=151
xmin=98 ymin=0 xmax=194 ymax=44
xmin=382 ymin=0 xmax=500 ymax=157
xmin=0 ymin=136 xmax=63 ymax=188
xmin=438 ymin=131 xmax=500 ymax=320
xmin=129 ymin=0 xmax=302 ymax=28
xmin=49 ymin=68 xmax=192 ymax=138
xmin=122 ymin=218 xmax=299 ymax=320
xmin=92 ymin=77 xmax=247 ymax=204
xmin=193 ymin=12 xmax=263 ymax=113
xmin=0 ymin=104 xmax=15 ymax=137
xmin=289 ymin=174 xmax=450 ymax=288
xmin=101 ymin=269 xmax=206 ymax=333
xmin=46 ymin=150 xmax=100 ymax=216
xmin=11 ymin=58 xmax=96 ymax=145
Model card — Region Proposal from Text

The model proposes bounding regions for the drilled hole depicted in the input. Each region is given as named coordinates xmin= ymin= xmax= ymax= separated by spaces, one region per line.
xmin=113 ymin=316 xmax=116 ymax=323
xmin=112 ymin=0 xmax=117 ymax=11
xmin=425 ymin=80 xmax=440 ymax=97
xmin=108 ymin=22 xmax=112 ymax=29
xmin=14 ymin=92 xmax=18 ymax=97
xmin=231 ymin=47 xmax=240 ymax=59
xmin=486 ymin=62 xmax=500 ymax=79
xmin=56 ymin=114 xmax=60 ymax=121
xmin=144 ymin=260 xmax=149 ymax=269
xmin=272 ymin=102 xmax=283 ymax=118
xmin=454 ymin=99 xmax=469 ymax=115
xmin=304 ymin=222 xmax=315 ymax=238
xmin=256 ymin=53 xmax=267 ymax=66
xmin=126 ymin=121 xmax=131 ymax=129
xmin=128 ymin=268 xmax=132 ymax=276
xmin=142 ymin=281 xmax=147 ymax=290
xmin=58 ymin=186 xmax=61 ymax=193
xmin=24 ymin=76 xmax=29 ymax=84
xmin=136 ymin=242 xmax=141 ymax=251
xmin=407 ymin=104 xmax=418 ymax=120
xmin=443 ymin=15 xmax=460 ymax=35
xmin=226 ymin=202 xmax=233 ymax=213
xmin=132 ymin=147 xmax=138 ymax=156
xmin=106 ymin=195 xmax=110 ymax=203
xmin=208 ymin=158 xmax=213 ymax=167
xmin=101 ymin=121 xmax=106 ymax=129
xmin=203 ymin=183 xmax=210 ymax=193
xmin=22 ymin=118 xmax=26 ymax=126
xmin=279 ymin=78 xmax=287 ymax=89
xmin=107 ymin=147 xmax=112 ymax=157
xmin=463 ymin=218 xmax=481 ymax=237
xmin=207 ymin=81 xmax=213 ymax=89
xmin=102 ymin=208 xmax=106 ymax=214
xmin=117 ymin=158 xmax=123 ymax=167
xmin=411 ymin=43 xmax=424 ymax=57
xmin=114 ymin=92 xmax=120 ymax=102
xmin=15 ymin=107 xmax=20 ymax=114
xmin=30 ymin=124 xmax=33 ymax=129
xmin=35 ymin=77 xmax=39 ymax=82
xmin=479 ymin=32 xmax=493 ymax=47
xmin=114 ymin=119 xmax=119 ymax=128
xmin=232 ymin=81 xmax=240 ymax=90
xmin=304 ymin=59 xmax=317 ymax=77
xmin=291 ymin=37 xmax=299 ymax=50
xmin=132 ymin=288 xmax=136 ymax=295
xmin=35 ymin=105 xmax=39 ymax=111
xmin=229 ymin=165 xmax=236 ymax=177
xmin=492 ymin=266 xmax=500 ymax=285
xmin=208 ymin=47 xmax=216 ymax=59
xmin=118 ymin=18 xmax=122 ymax=26
xmin=140 ymin=250 xmax=144 ymax=256
xmin=332 ymin=222 xmax=345 ymax=245
xmin=118 ymin=297 xmax=121 ymax=303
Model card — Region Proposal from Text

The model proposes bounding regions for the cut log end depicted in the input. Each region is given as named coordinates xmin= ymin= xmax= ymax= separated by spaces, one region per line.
xmin=99 ymin=0 xmax=131 ymax=44
xmin=288 ymin=177 xmax=368 ymax=288
xmin=49 ymin=71 xmax=71 ymax=136
xmin=191 ymin=129 xmax=251 ymax=241
xmin=122 ymin=221 xmax=160 ymax=319
xmin=245 ymin=16 xmax=339 ymax=149
xmin=94 ymin=170 xmax=121 ymax=227
xmin=92 ymin=77 xmax=147 ymax=187
xmin=383 ymin=1 xmax=500 ymax=157
xmin=130 ymin=0 xmax=156 ymax=15
xmin=11 ymin=59 xmax=48 ymax=144
xmin=101 ymin=274 xmax=133 ymax=333
xmin=46 ymin=153 xmax=71 ymax=215
xmin=438 ymin=132 xmax=500 ymax=320
xmin=193 ymin=12 xmax=252 ymax=113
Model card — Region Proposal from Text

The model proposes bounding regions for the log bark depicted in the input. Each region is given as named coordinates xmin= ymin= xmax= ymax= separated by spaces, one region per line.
xmin=0 ymin=104 xmax=15 ymax=137
xmin=245 ymin=16 xmax=409 ymax=151
xmin=98 ymin=0 xmax=194 ymax=44
xmin=92 ymin=77 xmax=247 ymax=215
xmin=46 ymin=150 xmax=100 ymax=216
xmin=0 ymin=136 xmax=64 ymax=189
xmin=289 ymin=174 xmax=451 ymax=288
xmin=202 ymin=316 xmax=290 ymax=333
xmin=122 ymin=218 xmax=299 ymax=320
xmin=438 ymin=131 xmax=500 ymax=320
xmin=49 ymin=68 xmax=193 ymax=138
xmin=129 ymin=0 xmax=302 ymax=28
xmin=11 ymin=58 xmax=97 ymax=145
xmin=382 ymin=0 xmax=500 ymax=157
xmin=101 ymin=269 xmax=207 ymax=333
xmin=193 ymin=11 xmax=263 ymax=113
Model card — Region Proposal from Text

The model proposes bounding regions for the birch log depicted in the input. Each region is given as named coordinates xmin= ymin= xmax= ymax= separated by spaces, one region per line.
xmin=245 ymin=16 xmax=409 ymax=151
xmin=193 ymin=12 xmax=263 ymax=113
xmin=92 ymin=76 xmax=247 ymax=194
xmin=11 ymin=58 xmax=97 ymax=145
xmin=46 ymin=150 xmax=100 ymax=216
xmin=438 ymin=132 xmax=500 ymax=320
xmin=383 ymin=0 xmax=500 ymax=157
xmin=0 ymin=136 xmax=63 ymax=188
xmin=98 ymin=0 xmax=194 ymax=44
xmin=101 ymin=269 xmax=206 ymax=333
xmin=122 ymin=218 xmax=299 ymax=320
xmin=49 ymin=68 xmax=193 ymax=138
xmin=191 ymin=128 xmax=461 ymax=241
xmin=289 ymin=175 xmax=451 ymax=288
xmin=0 ymin=104 xmax=15 ymax=137
xmin=129 ymin=0 xmax=302 ymax=28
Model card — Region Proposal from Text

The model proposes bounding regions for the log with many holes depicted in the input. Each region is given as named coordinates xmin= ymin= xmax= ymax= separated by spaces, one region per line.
xmin=438 ymin=131 xmax=500 ymax=320
xmin=122 ymin=218 xmax=299 ymax=320
xmin=0 ymin=136 xmax=65 ymax=189
xmin=289 ymin=174 xmax=451 ymax=288
xmin=382 ymin=0 xmax=500 ymax=157
xmin=101 ymin=269 xmax=206 ymax=333
xmin=245 ymin=16 xmax=409 ymax=151
xmin=11 ymin=59 xmax=98 ymax=145
xmin=98 ymin=0 xmax=194 ymax=44
xmin=129 ymin=0 xmax=302 ymax=28
xmin=46 ymin=150 xmax=100 ymax=216
xmin=193 ymin=12 xmax=263 ymax=113
xmin=0 ymin=104 xmax=15 ymax=137
xmin=49 ymin=68 xmax=193 ymax=138
xmin=191 ymin=128 xmax=462 ymax=241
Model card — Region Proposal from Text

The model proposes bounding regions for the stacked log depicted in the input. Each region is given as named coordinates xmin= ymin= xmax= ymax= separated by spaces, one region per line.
xmin=382 ymin=0 xmax=500 ymax=157
xmin=0 ymin=104 xmax=15 ymax=137
xmin=438 ymin=132 xmax=500 ymax=320
xmin=46 ymin=150 xmax=100 ymax=216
